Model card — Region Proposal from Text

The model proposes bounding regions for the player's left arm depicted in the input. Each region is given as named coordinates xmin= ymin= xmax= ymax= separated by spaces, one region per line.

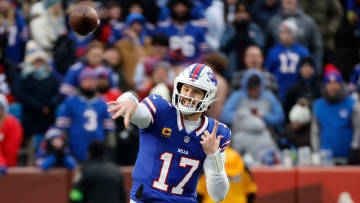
xmin=200 ymin=121 xmax=230 ymax=202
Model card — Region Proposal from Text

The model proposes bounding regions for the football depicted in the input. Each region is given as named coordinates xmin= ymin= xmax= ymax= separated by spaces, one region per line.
xmin=69 ymin=5 xmax=100 ymax=36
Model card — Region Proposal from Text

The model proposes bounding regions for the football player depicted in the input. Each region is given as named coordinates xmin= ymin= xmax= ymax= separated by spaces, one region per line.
xmin=108 ymin=63 xmax=231 ymax=202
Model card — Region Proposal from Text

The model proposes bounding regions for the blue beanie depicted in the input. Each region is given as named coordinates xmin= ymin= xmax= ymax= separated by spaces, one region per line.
xmin=323 ymin=72 xmax=343 ymax=84
xmin=125 ymin=13 xmax=146 ymax=26
xmin=79 ymin=68 xmax=98 ymax=82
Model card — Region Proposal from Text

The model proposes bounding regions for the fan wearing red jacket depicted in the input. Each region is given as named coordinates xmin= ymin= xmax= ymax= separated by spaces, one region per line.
xmin=0 ymin=94 xmax=23 ymax=175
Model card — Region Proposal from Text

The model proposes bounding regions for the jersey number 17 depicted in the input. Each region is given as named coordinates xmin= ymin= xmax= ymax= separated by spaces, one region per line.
xmin=152 ymin=152 xmax=200 ymax=195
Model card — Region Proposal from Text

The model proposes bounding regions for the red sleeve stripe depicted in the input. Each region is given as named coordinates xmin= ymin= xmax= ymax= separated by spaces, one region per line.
xmin=144 ymin=97 xmax=156 ymax=114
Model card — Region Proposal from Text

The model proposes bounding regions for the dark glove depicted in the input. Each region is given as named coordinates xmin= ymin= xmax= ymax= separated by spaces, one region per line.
xmin=348 ymin=149 xmax=360 ymax=165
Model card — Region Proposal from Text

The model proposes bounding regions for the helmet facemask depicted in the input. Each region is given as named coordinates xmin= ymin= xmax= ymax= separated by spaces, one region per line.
xmin=172 ymin=82 xmax=214 ymax=115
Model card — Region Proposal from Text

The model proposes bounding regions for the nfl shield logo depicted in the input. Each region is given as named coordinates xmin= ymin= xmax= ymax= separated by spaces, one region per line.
xmin=184 ymin=136 xmax=190 ymax=143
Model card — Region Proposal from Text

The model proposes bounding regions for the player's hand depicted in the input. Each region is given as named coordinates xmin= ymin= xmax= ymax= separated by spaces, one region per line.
xmin=107 ymin=100 xmax=137 ymax=129
xmin=200 ymin=121 xmax=223 ymax=156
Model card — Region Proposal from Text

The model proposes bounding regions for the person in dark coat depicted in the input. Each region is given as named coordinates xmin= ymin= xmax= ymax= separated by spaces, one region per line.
xmin=13 ymin=40 xmax=62 ymax=151
xmin=283 ymin=57 xmax=321 ymax=119
xmin=70 ymin=141 xmax=127 ymax=203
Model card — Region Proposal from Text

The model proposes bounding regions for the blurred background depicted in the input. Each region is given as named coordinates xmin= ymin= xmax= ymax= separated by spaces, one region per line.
xmin=0 ymin=0 xmax=359 ymax=202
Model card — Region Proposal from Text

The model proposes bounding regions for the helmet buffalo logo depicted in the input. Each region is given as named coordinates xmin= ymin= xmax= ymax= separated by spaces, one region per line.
xmin=207 ymin=72 xmax=217 ymax=86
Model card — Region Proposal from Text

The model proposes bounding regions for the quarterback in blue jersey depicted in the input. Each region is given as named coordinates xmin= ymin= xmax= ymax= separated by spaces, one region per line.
xmin=108 ymin=64 xmax=231 ymax=202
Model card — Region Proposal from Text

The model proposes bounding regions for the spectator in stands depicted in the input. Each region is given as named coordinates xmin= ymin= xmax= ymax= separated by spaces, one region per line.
xmin=60 ymin=41 xmax=115 ymax=96
xmin=29 ymin=0 xmax=66 ymax=55
xmin=0 ymin=0 xmax=28 ymax=63
xmin=205 ymin=0 xmax=225 ymax=51
xmin=205 ymin=0 xmax=245 ymax=51
xmin=265 ymin=0 xmax=323 ymax=72
xmin=231 ymin=45 xmax=278 ymax=96
xmin=14 ymin=40 xmax=61 ymax=152
xmin=0 ymin=94 xmax=23 ymax=174
xmin=197 ymin=147 xmax=257 ymax=203
xmin=35 ymin=127 xmax=76 ymax=171
xmin=56 ymin=68 xmax=115 ymax=162
xmin=157 ymin=0 xmax=208 ymax=64
xmin=133 ymin=34 xmax=170 ymax=92
xmin=203 ymin=52 xmax=229 ymax=120
xmin=0 ymin=40 xmax=17 ymax=104
xmin=250 ymin=0 xmax=280 ymax=28
xmin=265 ymin=19 xmax=310 ymax=101
xmin=158 ymin=0 xmax=206 ymax=24
xmin=299 ymin=0 xmax=343 ymax=64
xmin=126 ymin=0 xmax=157 ymax=37
xmin=311 ymin=70 xmax=360 ymax=165
xmin=102 ymin=46 xmax=128 ymax=91
xmin=281 ymin=98 xmax=312 ymax=148
xmin=115 ymin=13 xmax=151 ymax=88
xmin=100 ymin=1 xmax=125 ymax=44
xmin=69 ymin=141 xmax=127 ymax=203
xmin=137 ymin=61 xmax=172 ymax=101
xmin=283 ymin=57 xmax=321 ymax=117
xmin=220 ymin=1 xmax=265 ymax=78
xmin=221 ymin=70 xmax=284 ymax=163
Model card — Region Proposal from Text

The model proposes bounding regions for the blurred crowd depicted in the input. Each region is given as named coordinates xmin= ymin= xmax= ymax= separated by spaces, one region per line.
xmin=0 ymin=0 xmax=359 ymax=183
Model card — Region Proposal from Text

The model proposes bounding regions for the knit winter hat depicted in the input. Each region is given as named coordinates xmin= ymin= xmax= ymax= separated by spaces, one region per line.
xmin=24 ymin=40 xmax=48 ymax=64
xmin=324 ymin=63 xmax=340 ymax=74
xmin=79 ymin=68 xmax=98 ymax=82
xmin=323 ymin=64 xmax=343 ymax=84
xmin=125 ymin=13 xmax=146 ymax=26
xmin=45 ymin=127 xmax=63 ymax=140
xmin=323 ymin=72 xmax=343 ymax=84
xmin=279 ymin=19 xmax=298 ymax=36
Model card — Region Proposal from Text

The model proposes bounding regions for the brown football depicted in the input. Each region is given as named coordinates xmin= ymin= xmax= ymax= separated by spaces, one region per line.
xmin=69 ymin=5 xmax=100 ymax=36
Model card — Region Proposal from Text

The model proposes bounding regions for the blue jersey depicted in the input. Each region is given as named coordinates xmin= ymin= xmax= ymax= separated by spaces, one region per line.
xmin=130 ymin=94 xmax=231 ymax=203
xmin=157 ymin=21 xmax=208 ymax=63
xmin=55 ymin=95 xmax=115 ymax=161
xmin=2 ymin=10 xmax=28 ymax=63
xmin=265 ymin=43 xmax=310 ymax=101
xmin=68 ymin=30 xmax=94 ymax=57
xmin=60 ymin=62 xmax=116 ymax=96
xmin=108 ymin=20 xmax=126 ymax=44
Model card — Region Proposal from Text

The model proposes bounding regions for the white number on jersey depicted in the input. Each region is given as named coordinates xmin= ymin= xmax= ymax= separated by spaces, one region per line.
xmin=279 ymin=53 xmax=299 ymax=74
xmin=152 ymin=152 xmax=200 ymax=195
xmin=83 ymin=109 xmax=98 ymax=132
xmin=169 ymin=35 xmax=195 ymax=57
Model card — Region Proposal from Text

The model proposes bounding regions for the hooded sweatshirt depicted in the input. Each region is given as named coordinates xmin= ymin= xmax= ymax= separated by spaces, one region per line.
xmin=221 ymin=70 xmax=283 ymax=162
xmin=221 ymin=69 xmax=284 ymax=128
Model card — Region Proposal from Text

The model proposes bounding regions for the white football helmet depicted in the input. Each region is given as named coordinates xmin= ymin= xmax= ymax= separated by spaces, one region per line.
xmin=172 ymin=63 xmax=218 ymax=114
